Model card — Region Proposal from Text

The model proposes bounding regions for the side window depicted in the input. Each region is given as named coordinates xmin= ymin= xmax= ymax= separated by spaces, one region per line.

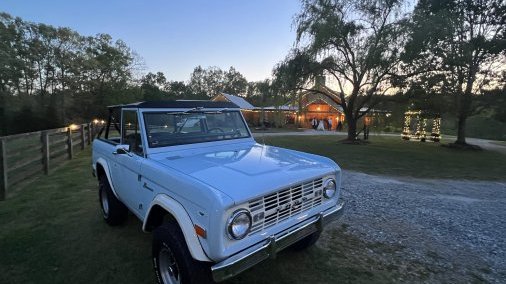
xmin=122 ymin=110 xmax=143 ymax=156
xmin=100 ymin=108 xmax=121 ymax=144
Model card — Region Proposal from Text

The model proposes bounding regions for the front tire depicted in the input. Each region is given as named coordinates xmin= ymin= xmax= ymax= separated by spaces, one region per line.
xmin=98 ymin=175 xmax=128 ymax=225
xmin=153 ymin=221 xmax=213 ymax=284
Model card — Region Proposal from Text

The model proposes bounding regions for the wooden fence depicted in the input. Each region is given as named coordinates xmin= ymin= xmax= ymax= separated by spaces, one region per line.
xmin=0 ymin=123 xmax=95 ymax=201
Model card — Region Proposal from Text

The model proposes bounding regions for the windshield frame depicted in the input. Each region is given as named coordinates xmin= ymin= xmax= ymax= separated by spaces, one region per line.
xmin=141 ymin=109 xmax=252 ymax=148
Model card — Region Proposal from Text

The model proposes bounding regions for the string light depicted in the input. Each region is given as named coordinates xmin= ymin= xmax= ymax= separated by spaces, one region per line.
xmin=402 ymin=111 xmax=441 ymax=143
xmin=420 ymin=119 xmax=427 ymax=142
xmin=431 ymin=118 xmax=441 ymax=142
xmin=401 ymin=111 xmax=412 ymax=140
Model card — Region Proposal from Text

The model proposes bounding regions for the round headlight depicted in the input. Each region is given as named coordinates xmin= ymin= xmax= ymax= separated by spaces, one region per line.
xmin=323 ymin=178 xmax=337 ymax=199
xmin=227 ymin=209 xmax=252 ymax=240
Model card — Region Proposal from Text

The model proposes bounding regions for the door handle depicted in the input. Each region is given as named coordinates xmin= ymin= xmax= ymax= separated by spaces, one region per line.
xmin=143 ymin=182 xmax=154 ymax=192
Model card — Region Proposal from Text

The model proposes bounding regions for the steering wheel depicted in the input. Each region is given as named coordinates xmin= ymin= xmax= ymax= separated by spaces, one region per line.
xmin=208 ymin=127 xmax=225 ymax=134
xmin=232 ymin=129 xmax=242 ymax=137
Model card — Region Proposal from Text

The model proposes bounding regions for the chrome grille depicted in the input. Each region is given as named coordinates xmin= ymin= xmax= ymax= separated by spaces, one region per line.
xmin=248 ymin=177 xmax=324 ymax=235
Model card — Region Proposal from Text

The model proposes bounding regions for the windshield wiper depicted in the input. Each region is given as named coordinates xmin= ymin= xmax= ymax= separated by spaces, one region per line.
xmin=169 ymin=107 xmax=204 ymax=115
xmin=171 ymin=107 xmax=229 ymax=115
xmin=203 ymin=108 xmax=229 ymax=114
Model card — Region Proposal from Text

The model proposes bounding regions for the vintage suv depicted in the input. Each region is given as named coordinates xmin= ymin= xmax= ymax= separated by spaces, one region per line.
xmin=91 ymin=101 xmax=344 ymax=284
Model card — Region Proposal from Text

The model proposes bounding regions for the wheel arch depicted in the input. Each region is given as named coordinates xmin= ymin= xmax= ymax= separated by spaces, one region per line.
xmin=144 ymin=194 xmax=211 ymax=262
xmin=95 ymin=158 xmax=120 ymax=199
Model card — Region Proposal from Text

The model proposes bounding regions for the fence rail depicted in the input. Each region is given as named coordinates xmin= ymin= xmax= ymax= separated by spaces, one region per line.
xmin=0 ymin=123 xmax=96 ymax=200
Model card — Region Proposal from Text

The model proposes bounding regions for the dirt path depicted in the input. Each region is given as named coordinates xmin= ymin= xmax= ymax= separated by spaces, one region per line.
xmin=332 ymin=171 xmax=506 ymax=283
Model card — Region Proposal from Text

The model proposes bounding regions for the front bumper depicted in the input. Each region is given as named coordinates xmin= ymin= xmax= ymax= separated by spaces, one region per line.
xmin=211 ymin=201 xmax=345 ymax=282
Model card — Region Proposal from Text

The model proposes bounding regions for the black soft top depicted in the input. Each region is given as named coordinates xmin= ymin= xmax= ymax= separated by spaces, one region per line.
xmin=107 ymin=100 xmax=240 ymax=109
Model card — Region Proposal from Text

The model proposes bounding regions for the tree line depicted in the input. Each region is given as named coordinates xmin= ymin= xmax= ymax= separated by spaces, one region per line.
xmin=1 ymin=0 xmax=505 ymax=145
xmin=0 ymin=12 xmax=282 ymax=135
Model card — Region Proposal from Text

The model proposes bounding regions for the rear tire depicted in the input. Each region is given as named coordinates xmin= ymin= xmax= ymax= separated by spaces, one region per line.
xmin=153 ymin=221 xmax=213 ymax=284
xmin=290 ymin=231 xmax=321 ymax=250
xmin=98 ymin=175 xmax=128 ymax=225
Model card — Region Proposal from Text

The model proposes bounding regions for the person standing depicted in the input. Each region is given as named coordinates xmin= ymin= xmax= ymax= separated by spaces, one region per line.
xmin=337 ymin=120 xmax=343 ymax=131
xmin=317 ymin=119 xmax=325 ymax=131
xmin=328 ymin=117 xmax=333 ymax=131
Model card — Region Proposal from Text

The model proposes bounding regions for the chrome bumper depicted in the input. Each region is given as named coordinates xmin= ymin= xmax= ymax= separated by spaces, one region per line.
xmin=211 ymin=201 xmax=345 ymax=282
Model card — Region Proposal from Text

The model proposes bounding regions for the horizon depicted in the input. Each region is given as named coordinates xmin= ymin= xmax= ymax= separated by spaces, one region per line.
xmin=0 ymin=0 xmax=300 ymax=82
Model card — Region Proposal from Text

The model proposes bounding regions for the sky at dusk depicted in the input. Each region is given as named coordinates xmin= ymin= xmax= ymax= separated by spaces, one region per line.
xmin=1 ymin=0 xmax=301 ymax=82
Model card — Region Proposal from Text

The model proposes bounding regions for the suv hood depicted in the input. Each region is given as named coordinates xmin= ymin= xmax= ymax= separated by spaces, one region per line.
xmin=151 ymin=142 xmax=339 ymax=204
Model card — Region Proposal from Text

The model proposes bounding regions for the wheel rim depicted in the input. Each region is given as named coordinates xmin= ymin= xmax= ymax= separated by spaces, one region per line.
xmin=100 ymin=188 xmax=109 ymax=217
xmin=158 ymin=246 xmax=181 ymax=284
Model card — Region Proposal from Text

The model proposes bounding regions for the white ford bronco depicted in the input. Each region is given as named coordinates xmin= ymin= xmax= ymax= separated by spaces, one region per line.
xmin=91 ymin=100 xmax=344 ymax=284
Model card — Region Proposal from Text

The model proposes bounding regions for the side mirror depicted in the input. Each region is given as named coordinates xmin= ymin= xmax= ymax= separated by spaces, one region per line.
xmin=113 ymin=144 xmax=132 ymax=156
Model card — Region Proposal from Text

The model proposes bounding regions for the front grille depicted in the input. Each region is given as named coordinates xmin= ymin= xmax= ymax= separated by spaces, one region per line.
xmin=248 ymin=177 xmax=324 ymax=235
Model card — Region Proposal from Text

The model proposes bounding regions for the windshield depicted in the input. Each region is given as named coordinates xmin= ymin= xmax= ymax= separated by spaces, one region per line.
xmin=143 ymin=111 xmax=250 ymax=147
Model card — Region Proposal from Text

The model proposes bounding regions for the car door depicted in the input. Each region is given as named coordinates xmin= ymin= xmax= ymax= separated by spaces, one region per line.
xmin=111 ymin=109 xmax=145 ymax=215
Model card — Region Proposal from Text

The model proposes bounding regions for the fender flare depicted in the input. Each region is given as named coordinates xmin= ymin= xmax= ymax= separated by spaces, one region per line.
xmin=95 ymin=158 xmax=120 ymax=199
xmin=143 ymin=194 xmax=211 ymax=262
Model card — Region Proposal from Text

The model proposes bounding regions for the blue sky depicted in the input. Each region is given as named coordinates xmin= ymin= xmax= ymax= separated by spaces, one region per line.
xmin=1 ymin=0 xmax=301 ymax=82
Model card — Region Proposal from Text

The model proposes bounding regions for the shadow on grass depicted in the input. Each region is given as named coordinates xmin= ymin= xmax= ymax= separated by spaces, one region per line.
xmin=225 ymin=225 xmax=429 ymax=284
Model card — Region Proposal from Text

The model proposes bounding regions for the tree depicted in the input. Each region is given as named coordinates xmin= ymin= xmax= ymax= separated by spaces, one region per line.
xmin=141 ymin=72 xmax=168 ymax=100
xmin=275 ymin=0 xmax=410 ymax=141
xmin=166 ymin=81 xmax=191 ymax=99
xmin=188 ymin=66 xmax=249 ymax=97
xmin=188 ymin=66 xmax=225 ymax=97
xmin=0 ymin=13 xmax=139 ymax=133
xmin=404 ymin=0 xmax=506 ymax=145
xmin=222 ymin=67 xmax=248 ymax=95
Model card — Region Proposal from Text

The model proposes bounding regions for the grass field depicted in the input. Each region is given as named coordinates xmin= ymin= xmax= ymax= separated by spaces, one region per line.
xmin=0 ymin=148 xmax=436 ymax=284
xmin=490 ymin=141 xmax=506 ymax=147
xmin=1 ymin=136 xmax=505 ymax=283
xmin=263 ymin=135 xmax=506 ymax=180
xmin=250 ymin=127 xmax=305 ymax=133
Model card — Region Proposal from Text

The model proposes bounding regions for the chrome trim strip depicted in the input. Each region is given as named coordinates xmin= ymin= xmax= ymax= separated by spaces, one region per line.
xmin=211 ymin=202 xmax=345 ymax=282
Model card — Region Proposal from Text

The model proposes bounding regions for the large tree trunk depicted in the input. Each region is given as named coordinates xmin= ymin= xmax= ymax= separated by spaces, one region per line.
xmin=455 ymin=65 xmax=477 ymax=145
xmin=455 ymin=88 xmax=472 ymax=145
xmin=346 ymin=116 xmax=357 ymax=141
xmin=455 ymin=114 xmax=467 ymax=145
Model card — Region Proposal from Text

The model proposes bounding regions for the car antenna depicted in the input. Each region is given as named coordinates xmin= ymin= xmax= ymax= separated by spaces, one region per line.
xmin=261 ymin=119 xmax=266 ymax=147
xmin=262 ymin=127 xmax=266 ymax=146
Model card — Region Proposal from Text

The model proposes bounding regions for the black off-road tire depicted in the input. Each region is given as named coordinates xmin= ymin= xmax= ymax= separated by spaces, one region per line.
xmin=153 ymin=221 xmax=213 ymax=284
xmin=290 ymin=231 xmax=321 ymax=250
xmin=98 ymin=175 xmax=128 ymax=225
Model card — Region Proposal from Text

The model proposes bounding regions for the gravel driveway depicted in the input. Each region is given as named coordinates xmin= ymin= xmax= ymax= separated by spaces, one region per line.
xmin=331 ymin=171 xmax=506 ymax=283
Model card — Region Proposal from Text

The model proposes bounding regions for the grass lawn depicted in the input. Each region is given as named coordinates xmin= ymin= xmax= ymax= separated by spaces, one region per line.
xmin=264 ymin=135 xmax=506 ymax=180
xmin=490 ymin=141 xmax=506 ymax=147
xmin=0 ymin=148 xmax=432 ymax=284
xmin=251 ymin=127 xmax=305 ymax=133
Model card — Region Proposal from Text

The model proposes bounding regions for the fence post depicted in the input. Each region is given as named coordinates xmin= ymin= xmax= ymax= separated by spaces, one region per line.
xmin=67 ymin=127 xmax=73 ymax=160
xmin=80 ymin=124 xmax=85 ymax=150
xmin=42 ymin=131 xmax=50 ymax=175
xmin=87 ymin=123 xmax=92 ymax=145
xmin=0 ymin=139 xmax=7 ymax=200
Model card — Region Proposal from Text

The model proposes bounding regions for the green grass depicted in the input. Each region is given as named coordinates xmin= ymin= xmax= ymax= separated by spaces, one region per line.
xmin=264 ymin=135 xmax=506 ymax=180
xmin=490 ymin=141 xmax=506 ymax=147
xmin=441 ymin=114 xmax=506 ymax=141
xmin=251 ymin=127 xmax=305 ymax=133
xmin=0 ymin=148 xmax=437 ymax=283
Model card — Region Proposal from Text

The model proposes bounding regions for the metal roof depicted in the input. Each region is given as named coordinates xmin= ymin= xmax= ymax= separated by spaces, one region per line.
xmin=212 ymin=93 xmax=255 ymax=110
xmin=107 ymin=100 xmax=240 ymax=109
